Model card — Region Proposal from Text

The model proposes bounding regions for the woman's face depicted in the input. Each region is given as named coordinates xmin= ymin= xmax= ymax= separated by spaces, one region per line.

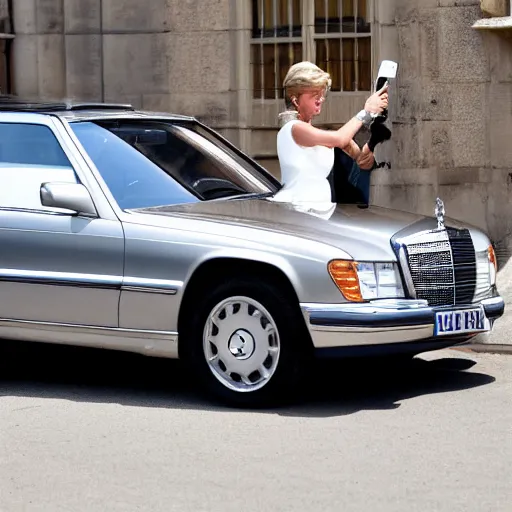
xmin=295 ymin=87 xmax=328 ymax=121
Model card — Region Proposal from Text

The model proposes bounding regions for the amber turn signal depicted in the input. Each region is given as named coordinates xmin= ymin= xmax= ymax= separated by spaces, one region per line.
xmin=328 ymin=260 xmax=364 ymax=302
xmin=488 ymin=244 xmax=497 ymax=271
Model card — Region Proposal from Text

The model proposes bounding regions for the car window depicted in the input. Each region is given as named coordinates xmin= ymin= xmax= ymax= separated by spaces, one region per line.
xmin=70 ymin=119 xmax=276 ymax=210
xmin=0 ymin=122 xmax=78 ymax=211
xmin=127 ymin=123 xmax=274 ymax=200
xmin=71 ymin=122 xmax=199 ymax=210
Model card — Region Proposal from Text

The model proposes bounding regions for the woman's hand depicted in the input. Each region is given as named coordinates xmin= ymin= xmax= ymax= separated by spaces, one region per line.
xmin=364 ymin=83 xmax=389 ymax=115
xmin=356 ymin=144 xmax=375 ymax=170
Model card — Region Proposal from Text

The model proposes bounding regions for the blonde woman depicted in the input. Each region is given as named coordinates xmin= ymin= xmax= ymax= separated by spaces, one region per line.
xmin=271 ymin=61 xmax=388 ymax=215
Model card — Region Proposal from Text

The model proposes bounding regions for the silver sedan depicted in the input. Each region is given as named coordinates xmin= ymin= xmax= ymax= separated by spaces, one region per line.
xmin=0 ymin=101 xmax=504 ymax=407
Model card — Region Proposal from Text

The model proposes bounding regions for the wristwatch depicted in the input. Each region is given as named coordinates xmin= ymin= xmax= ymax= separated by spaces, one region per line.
xmin=356 ymin=109 xmax=376 ymax=127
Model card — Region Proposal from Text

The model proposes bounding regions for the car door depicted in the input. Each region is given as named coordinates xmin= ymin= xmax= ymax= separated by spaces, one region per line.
xmin=67 ymin=117 xmax=275 ymax=334
xmin=0 ymin=114 xmax=124 ymax=328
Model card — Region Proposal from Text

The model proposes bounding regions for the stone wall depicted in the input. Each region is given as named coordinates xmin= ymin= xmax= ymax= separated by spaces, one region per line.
xmin=11 ymin=0 xmax=246 ymax=145
xmin=0 ymin=0 xmax=9 ymax=28
xmin=371 ymin=0 xmax=512 ymax=248
xmin=0 ymin=0 xmax=12 ymax=93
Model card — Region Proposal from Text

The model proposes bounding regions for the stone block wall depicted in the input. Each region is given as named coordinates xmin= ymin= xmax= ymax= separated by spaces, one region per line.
xmin=371 ymin=0 xmax=512 ymax=249
xmin=0 ymin=0 xmax=10 ymax=28
xmin=0 ymin=0 xmax=13 ymax=93
xmin=11 ymin=0 xmax=244 ymax=143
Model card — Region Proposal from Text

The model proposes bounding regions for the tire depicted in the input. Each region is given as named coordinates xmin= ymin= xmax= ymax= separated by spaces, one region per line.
xmin=180 ymin=276 xmax=311 ymax=408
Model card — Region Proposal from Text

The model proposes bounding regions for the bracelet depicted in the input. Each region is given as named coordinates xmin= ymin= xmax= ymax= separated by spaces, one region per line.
xmin=355 ymin=109 xmax=374 ymax=127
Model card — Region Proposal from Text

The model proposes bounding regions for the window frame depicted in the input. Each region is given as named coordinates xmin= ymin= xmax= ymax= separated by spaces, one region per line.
xmin=167 ymin=124 xmax=277 ymax=193
xmin=65 ymin=117 xmax=282 ymax=213
xmin=0 ymin=114 xmax=95 ymax=216
xmin=250 ymin=0 xmax=374 ymax=101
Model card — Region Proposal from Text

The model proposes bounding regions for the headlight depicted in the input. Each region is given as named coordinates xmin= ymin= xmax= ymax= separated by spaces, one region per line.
xmin=328 ymin=260 xmax=405 ymax=302
xmin=475 ymin=244 xmax=497 ymax=300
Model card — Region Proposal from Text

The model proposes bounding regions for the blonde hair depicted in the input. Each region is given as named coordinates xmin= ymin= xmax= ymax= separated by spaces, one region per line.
xmin=278 ymin=61 xmax=332 ymax=127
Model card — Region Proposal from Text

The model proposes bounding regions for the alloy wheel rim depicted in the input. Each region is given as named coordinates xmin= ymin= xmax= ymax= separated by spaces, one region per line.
xmin=202 ymin=296 xmax=281 ymax=393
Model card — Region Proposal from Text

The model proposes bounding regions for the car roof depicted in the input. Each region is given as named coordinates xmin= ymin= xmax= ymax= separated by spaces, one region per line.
xmin=0 ymin=95 xmax=196 ymax=123
xmin=0 ymin=96 xmax=284 ymax=191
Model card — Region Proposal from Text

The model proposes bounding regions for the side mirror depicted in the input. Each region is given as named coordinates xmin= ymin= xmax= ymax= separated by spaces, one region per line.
xmin=40 ymin=182 xmax=97 ymax=216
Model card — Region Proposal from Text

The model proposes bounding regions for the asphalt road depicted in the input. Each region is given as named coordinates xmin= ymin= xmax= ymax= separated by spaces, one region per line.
xmin=1 ymin=341 xmax=511 ymax=512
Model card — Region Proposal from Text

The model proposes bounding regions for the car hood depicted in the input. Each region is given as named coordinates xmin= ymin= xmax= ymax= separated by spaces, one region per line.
xmin=128 ymin=198 xmax=471 ymax=261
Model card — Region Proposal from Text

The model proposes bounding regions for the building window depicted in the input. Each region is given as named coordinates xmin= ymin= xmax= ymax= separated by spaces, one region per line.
xmin=0 ymin=2 xmax=14 ymax=94
xmin=251 ymin=0 xmax=372 ymax=99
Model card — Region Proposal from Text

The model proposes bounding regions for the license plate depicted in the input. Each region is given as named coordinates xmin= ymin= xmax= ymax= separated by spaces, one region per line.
xmin=434 ymin=307 xmax=489 ymax=336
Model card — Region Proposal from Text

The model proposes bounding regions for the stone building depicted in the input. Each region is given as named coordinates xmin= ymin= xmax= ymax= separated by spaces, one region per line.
xmin=2 ymin=0 xmax=512 ymax=343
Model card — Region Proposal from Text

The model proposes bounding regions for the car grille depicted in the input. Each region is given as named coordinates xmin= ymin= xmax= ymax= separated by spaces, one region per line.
xmin=398 ymin=228 xmax=477 ymax=307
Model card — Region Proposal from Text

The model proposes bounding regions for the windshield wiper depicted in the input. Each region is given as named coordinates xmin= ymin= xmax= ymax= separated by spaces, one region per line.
xmin=223 ymin=191 xmax=275 ymax=201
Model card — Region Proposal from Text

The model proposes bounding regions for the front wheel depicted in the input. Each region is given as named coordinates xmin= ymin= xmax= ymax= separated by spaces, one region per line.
xmin=181 ymin=278 xmax=310 ymax=407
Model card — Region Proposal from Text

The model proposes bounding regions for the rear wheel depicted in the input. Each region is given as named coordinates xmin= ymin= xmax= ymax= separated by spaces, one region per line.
xmin=181 ymin=277 xmax=310 ymax=407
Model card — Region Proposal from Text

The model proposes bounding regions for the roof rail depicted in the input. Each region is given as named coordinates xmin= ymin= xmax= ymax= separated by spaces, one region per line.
xmin=0 ymin=96 xmax=134 ymax=112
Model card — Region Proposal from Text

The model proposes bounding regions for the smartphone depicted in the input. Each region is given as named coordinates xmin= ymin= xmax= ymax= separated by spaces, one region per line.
xmin=375 ymin=60 xmax=399 ymax=92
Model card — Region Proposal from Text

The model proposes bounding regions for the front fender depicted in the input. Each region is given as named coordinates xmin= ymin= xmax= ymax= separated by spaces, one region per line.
xmin=181 ymin=246 xmax=346 ymax=306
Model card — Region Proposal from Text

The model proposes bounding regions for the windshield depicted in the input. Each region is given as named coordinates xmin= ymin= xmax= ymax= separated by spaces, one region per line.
xmin=70 ymin=120 xmax=277 ymax=210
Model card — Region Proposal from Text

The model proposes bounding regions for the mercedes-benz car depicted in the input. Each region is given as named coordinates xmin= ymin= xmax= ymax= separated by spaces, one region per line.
xmin=0 ymin=99 xmax=504 ymax=407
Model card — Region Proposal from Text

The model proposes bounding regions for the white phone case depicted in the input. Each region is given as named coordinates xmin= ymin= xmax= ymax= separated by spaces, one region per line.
xmin=375 ymin=60 xmax=398 ymax=91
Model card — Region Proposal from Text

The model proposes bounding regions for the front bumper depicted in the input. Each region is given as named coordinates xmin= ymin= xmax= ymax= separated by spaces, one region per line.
xmin=300 ymin=296 xmax=505 ymax=351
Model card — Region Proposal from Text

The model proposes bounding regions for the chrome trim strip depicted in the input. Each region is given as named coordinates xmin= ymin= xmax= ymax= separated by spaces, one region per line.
xmin=0 ymin=317 xmax=178 ymax=337
xmin=300 ymin=300 xmax=435 ymax=336
xmin=397 ymin=244 xmax=417 ymax=298
xmin=123 ymin=276 xmax=183 ymax=293
xmin=301 ymin=299 xmax=430 ymax=311
xmin=0 ymin=206 xmax=71 ymax=216
xmin=0 ymin=269 xmax=183 ymax=293
xmin=0 ymin=268 xmax=120 ymax=287
xmin=121 ymin=286 xmax=178 ymax=295
xmin=481 ymin=296 xmax=504 ymax=307
xmin=309 ymin=323 xmax=431 ymax=333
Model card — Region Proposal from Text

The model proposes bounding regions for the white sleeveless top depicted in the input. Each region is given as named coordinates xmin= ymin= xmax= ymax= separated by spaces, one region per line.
xmin=270 ymin=120 xmax=335 ymax=216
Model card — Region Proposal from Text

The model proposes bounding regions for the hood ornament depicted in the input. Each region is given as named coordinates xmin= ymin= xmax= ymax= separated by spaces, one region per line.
xmin=435 ymin=197 xmax=445 ymax=230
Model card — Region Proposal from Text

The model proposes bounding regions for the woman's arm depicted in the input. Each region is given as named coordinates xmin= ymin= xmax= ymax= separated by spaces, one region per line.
xmin=291 ymin=116 xmax=365 ymax=149
xmin=341 ymin=140 xmax=375 ymax=171
xmin=291 ymin=83 xmax=389 ymax=149
xmin=341 ymin=139 xmax=362 ymax=160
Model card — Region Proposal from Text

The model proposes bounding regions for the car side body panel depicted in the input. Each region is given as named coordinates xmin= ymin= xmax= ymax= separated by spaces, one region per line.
xmin=118 ymin=216 xmax=347 ymax=332
xmin=0 ymin=209 xmax=124 ymax=326
xmin=0 ymin=106 xmax=504 ymax=366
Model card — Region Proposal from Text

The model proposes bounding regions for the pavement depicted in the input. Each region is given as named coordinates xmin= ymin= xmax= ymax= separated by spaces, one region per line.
xmin=463 ymin=342 xmax=512 ymax=354
xmin=1 ymin=341 xmax=511 ymax=512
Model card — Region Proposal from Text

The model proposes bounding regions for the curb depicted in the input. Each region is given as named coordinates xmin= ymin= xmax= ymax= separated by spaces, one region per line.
xmin=454 ymin=343 xmax=512 ymax=355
